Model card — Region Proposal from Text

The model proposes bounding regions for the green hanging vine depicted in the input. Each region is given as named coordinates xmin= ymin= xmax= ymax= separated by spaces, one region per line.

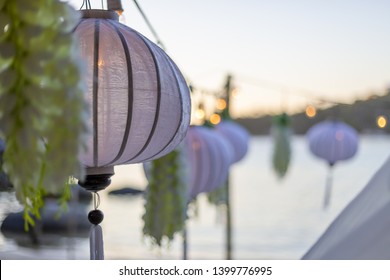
xmin=0 ymin=1 xmax=88 ymax=229
xmin=142 ymin=146 xmax=189 ymax=247
xmin=271 ymin=113 xmax=292 ymax=179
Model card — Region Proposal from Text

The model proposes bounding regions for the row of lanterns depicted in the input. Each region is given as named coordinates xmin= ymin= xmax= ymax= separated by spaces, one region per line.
xmin=141 ymin=120 xmax=250 ymax=247
xmin=186 ymin=121 xmax=250 ymax=199
xmin=1 ymin=0 xmax=362 ymax=259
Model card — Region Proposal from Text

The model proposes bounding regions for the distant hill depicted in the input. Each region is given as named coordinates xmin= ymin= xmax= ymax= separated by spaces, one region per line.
xmin=235 ymin=91 xmax=390 ymax=135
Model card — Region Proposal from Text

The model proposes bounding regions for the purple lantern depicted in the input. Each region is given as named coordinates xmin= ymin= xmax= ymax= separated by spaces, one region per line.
xmin=307 ymin=120 xmax=359 ymax=208
xmin=308 ymin=120 xmax=358 ymax=166
xmin=185 ymin=126 xmax=234 ymax=199
xmin=215 ymin=120 xmax=250 ymax=163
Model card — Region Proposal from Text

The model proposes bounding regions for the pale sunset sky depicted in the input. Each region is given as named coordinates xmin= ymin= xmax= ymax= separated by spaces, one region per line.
xmin=68 ymin=0 xmax=390 ymax=117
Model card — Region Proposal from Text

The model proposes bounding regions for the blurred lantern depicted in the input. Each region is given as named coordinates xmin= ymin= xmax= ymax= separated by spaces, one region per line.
xmin=215 ymin=120 xmax=250 ymax=163
xmin=271 ymin=113 xmax=292 ymax=179
xmin=74 ymin=9 xmax=190 ymax=259
xmin=185 ymin=126 xmax=234 ymax=199
xmin=307 ymin=120 xmax=359 ymax=208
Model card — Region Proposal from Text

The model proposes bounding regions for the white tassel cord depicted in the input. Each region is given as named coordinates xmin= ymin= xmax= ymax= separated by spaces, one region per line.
xmin=90 ymin=224 xmax=104 ymax=260
xmin=89 ymin=192 xmax=104 ymax=260
xmin=323 ymin=166 xmax=334 ymax=209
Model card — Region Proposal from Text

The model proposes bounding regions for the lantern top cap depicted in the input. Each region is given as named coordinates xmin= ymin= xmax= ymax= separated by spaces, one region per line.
xmin=80 ymin=9 xmax=119 ymax=21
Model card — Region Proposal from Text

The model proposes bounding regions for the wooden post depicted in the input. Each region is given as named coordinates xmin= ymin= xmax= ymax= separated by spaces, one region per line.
xmin=182 ymin=224 xmax=188 ymax=260
xmin=224 ymin=74 xmax=233 ymax=260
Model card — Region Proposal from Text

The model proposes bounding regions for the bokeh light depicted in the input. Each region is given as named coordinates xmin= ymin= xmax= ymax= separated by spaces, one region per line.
xmin=210 ymin=113 xmax=221 ymax=125
xmin=377 ymin=115 xmax=387 ymax=128
xmin=216 ymin=98 xmax=227 ymax=110
xmin=305 ymin=105 xmax=316 ymax=118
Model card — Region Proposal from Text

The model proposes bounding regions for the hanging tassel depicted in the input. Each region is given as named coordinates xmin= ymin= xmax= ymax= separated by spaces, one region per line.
xmin=88 ymin=193 xmax=104 ymax=260
xmin=323 ymin=165 xmax=334 ymax=209
xmin=90 ymin=224 xmax=104 ymax=260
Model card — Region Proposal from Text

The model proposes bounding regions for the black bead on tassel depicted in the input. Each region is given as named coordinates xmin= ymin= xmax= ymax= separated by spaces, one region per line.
xmin=88 ymin=209 xmax=104 ymax=225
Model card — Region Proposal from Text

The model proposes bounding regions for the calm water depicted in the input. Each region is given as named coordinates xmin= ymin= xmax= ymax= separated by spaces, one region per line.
xmin=0 ymin=135 xmax=389 ymax=259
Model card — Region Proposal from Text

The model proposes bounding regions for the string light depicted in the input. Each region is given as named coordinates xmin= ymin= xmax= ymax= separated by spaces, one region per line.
xmin=377 ymin=115 xmax=387 ymax=128
xmin=210 ymin=113 xmax=221 ymax=125
xmin=131 ymin=0 xmax=386 ymax=123
xmin=231 ymin=88 xmax=239 ymax=99
xmin=195 ymin=108 xmax=205 ymax=120
xmin=305 ymin=105 xmax=317 ymax=118
xmin=216 ymin=98 xmax=227 ymax=111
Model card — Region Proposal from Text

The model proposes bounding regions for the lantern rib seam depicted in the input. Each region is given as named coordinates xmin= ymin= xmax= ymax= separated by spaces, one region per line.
xmin=206 ymin=136 xmax=217 ymax=191
xmin=142 ymin=56 xmax=185 ymax=162
xmin=124 ymin=32 xmax=162 ymax=163
xmin=192 ymin=133 xmax=202 ymax=197
xmin=72 ymin=19 xmax=85 ymax=33
xmin=105 ymin=20 xmax=134 ymax=165
xmin=93 ymin=19 xmax=101 ymax=166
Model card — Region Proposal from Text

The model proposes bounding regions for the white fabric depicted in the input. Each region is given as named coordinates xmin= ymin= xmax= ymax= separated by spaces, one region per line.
xmin=215 ymin=120 xmax=250 ymax=163
xmin=74 ymin=14 xmax=190 ymax=168
xmin=302 ymin=155 xmax=390 ymax=259
xmin=307 ymin=120 xmax=358 ymax=165
xmin=90 ymin=224 xmax=104 ymax=260
xmin=185 ymin=126 xmax=234 ymax=198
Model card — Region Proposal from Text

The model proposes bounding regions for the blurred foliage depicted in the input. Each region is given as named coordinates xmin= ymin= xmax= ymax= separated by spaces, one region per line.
xmin=0 ymin=1 xmax=88 ymax=229
xmin=142 ymin=146 xmax=189 ymax=247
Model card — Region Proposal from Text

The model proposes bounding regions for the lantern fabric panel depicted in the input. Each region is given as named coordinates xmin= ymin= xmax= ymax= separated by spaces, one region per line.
xmin=186 ymin=127 xmax=211 ymax=198
xmin=186 ymin=126 xmax=234 ymax=199
xmin=208 ymin=130 xmax=234 ymax=191
xmin=74 ymin=11 xmax=190 ymax=170
xmin=126 ymin=33 xmax=185 ymax=163
xmin=307 ymin=120 xmax=358 ymax=165
xmin=215 ymin=120 xmax=250 ymax=163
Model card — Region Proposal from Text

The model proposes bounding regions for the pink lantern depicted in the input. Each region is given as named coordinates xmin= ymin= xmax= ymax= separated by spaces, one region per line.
xmin=215 ymin=120 xmax=250 ymax=163
xmin=185 ymin=126 xmax=234 ymax=199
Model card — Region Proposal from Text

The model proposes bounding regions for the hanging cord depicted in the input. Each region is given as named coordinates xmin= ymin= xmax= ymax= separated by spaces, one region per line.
xmin=80 ymin=0 xmax=92 ymax=10
xmin=93 ymin=192 xmax=101 ymax=210
xmin=131 ymin=0 xmax=223 ymax=100
xmin=132 ymin=0 xmax=166 ymax=50
xmin=323 ymin=165 xmax=334 ymax=209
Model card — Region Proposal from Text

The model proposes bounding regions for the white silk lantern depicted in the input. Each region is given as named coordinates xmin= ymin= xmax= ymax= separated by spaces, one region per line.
xmin=186 ymin=126 xmax=234 ymax=199
xmin=74 ymin=9 xmax=190 ymax=259
xmin=74 ymin=10 xmax=191 ymax=177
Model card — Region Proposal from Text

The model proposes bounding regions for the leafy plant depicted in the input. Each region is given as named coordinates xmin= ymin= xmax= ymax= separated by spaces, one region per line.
xmin=142 ymin=146 xmax=189 ymax=247
xmin=271 ymin=113 xmax=292 ymax=178
xmin=0 ymin=0 xmax=88 ymax=229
